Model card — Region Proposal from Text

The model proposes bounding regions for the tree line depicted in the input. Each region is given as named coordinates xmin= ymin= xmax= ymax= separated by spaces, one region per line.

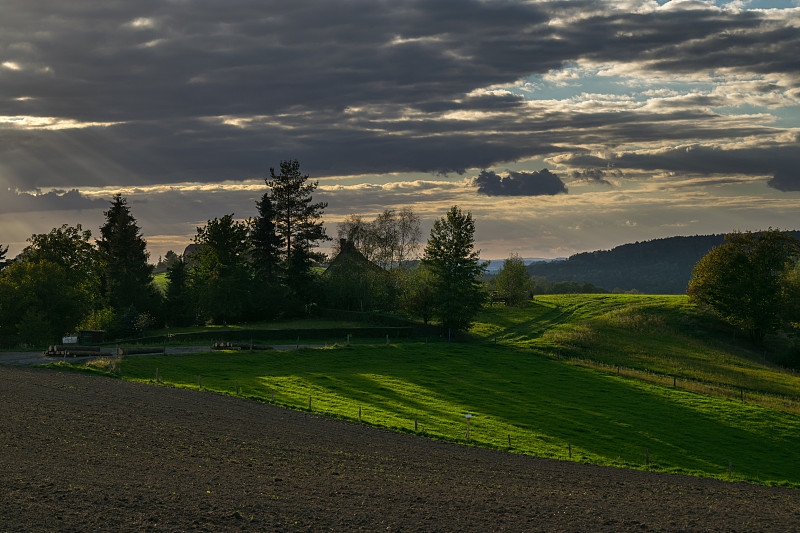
xmin=0 ymin=161 xmax=490 ymax=346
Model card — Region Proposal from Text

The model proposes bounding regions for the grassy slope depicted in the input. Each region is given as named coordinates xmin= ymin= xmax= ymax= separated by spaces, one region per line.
xmin=67 ymin=294 xmax=800 ymax=487
xmin=472 ymin=295 xmax=800 ymax=402
xmin=153 ymin=272 xmax=168 ymax=293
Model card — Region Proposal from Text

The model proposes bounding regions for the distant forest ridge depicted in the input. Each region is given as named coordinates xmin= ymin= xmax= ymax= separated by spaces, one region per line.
xmin=526 ymin=231 xmax=800 ymax=295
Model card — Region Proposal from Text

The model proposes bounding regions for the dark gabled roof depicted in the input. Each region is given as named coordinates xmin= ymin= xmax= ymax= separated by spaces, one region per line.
xmin=324 ymin=239 xmax=383 ymax=276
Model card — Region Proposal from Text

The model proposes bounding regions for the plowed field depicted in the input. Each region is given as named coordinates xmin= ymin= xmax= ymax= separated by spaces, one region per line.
xmin=1 ymin=366 xmax=798 ymax=531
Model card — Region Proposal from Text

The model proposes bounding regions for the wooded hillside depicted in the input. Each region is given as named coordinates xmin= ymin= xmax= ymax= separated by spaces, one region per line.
xmin=527 ymin=232 xmax=800 ymax=294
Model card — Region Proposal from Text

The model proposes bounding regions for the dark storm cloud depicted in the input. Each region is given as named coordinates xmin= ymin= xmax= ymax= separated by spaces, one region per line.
xmin=0 ymin=188 xmax=105 ymax=214
xmin=0 ymin=1 xmax=799 ymax=189
xmin=571 ymin=169 xmax=613 ymax=186
xmin=561 ymin=140 xmax=800 ymax=191
xmin=474 ymin=169 xmax=567 ymax=196
xmin=767 ymin=172 xmax=800 ymax=192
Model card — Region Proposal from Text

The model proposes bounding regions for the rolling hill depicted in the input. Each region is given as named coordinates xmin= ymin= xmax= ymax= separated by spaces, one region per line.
xmin=527 ymin=231 xmax=800 ymax=294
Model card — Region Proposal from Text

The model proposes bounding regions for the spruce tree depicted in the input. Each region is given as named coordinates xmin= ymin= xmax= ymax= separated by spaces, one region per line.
xmin=250 ymin=192 xmax=282 ymax=281
xmin=265 ymin=160 xmax=329 ymax=298
xmin=422 ymin=206 xmax=486 ymax=332
xmin=164 ymin=258 xmax=193 ymax=327
xmin=97 ymin=194 xmax=157 ymax=313
xmin=191 ymin=214 xmax=251 ymax=324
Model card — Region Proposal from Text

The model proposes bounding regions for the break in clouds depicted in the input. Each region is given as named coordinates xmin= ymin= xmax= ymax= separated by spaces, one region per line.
xmin=0 ymin=0 xmax=799 ymax=192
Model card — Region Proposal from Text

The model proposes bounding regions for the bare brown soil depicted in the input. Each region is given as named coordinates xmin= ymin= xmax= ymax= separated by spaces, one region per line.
xmin=1 ymin=365 xmax=799 ymax=532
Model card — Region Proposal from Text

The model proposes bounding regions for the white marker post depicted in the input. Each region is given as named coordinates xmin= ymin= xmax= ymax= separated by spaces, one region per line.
xmin=465 ymin=413 xmax=472 ymax=440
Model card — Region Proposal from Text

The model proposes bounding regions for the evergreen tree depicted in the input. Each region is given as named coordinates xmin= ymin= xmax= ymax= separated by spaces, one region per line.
xmin=0 ymin=244 xmax=8 ymax=270
xmin=164 ymin=258 xmax=193 ymax=327
xmin=191 ymin=214 xmax=251 ymax=324
xmin=97 ymin=194 xmax=158 ymax=313
xmin=250 ymin=192 xmax=282 ymax=281
xmin=422 ymin=206 xmax=486 ymax=332
xmin=266 ymin=160 xmax=329 ymax=298
xmin=154 ymin=250 xmax=180 ymax=274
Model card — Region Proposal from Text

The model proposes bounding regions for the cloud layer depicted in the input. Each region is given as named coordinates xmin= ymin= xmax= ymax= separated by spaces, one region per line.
xmin=0 ymin=0 xmax=797 ymax=190
xmin=1 ymin=0 xmax=799 ymax=260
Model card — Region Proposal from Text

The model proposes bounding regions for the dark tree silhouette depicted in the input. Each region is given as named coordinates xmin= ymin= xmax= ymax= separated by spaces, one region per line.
xmin=191 ymin=214 xmax=251 ymax=324
xmin=250 ymin=192 xmax=283 ymax=281
xmin=164 ymin=258 xmax=193 ymax=327
xmin=0 ymin=244 xmax=8 ymax=270
xmin=688 ymin=229 xmax=800 ymax=343
xmin=97 ymin=194 xmax=158 ymax=313
xmin=0 ymin=225 xmax=99 ymax=345
xmin=266 ymin=160 xmax=329 ymax=298
xmin=422 ymin=206 xmax=486 ymax=332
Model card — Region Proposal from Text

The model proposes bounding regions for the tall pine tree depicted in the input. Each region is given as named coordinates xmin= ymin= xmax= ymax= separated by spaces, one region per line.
xmin=266 ymin=160 xmax=329 ymax=299
xmin=97 ymin=194 xmax=158 ymax=313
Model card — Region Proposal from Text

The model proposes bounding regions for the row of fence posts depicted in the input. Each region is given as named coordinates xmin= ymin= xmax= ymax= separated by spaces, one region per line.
xmin=547 ymin=355 xmax=753 ymax=403
xmin=154 ymin=368 xmax=737 ymax=479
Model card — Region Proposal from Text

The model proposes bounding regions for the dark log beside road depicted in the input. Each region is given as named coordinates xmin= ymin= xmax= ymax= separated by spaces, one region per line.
xmin=44 ymin=345 xmax=102 ymax=357
xmin=117 ymin=346 xmax=165 ymax=356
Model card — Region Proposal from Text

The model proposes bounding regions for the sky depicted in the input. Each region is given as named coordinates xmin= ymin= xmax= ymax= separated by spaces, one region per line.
xmin=1 ymin=0 xmax=799 ymax=261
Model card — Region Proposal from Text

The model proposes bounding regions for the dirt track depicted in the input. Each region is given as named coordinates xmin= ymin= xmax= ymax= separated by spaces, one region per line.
xmin=1 ymin=365 xmax=799 ymax=532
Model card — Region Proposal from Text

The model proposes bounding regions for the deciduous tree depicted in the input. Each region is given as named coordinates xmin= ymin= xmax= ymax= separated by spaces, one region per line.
xmin=0 ymin=225 xmax=99 ymax=345
xmin=336 ymin=208 xmax=421 ymax=268
xmin=688 ymin=229 xmax=800 ymax=343
xmin=494 ymin=254 xmax=531 ymax=306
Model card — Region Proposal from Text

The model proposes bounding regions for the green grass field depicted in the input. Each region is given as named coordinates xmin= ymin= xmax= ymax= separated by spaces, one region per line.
xmin=60 ymin=294 xmax=800 ymax=487
xmin=472 ymin=295 xmax=800 ymax=408
xmin=153 ymin=272 xmax=168 ymax=293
